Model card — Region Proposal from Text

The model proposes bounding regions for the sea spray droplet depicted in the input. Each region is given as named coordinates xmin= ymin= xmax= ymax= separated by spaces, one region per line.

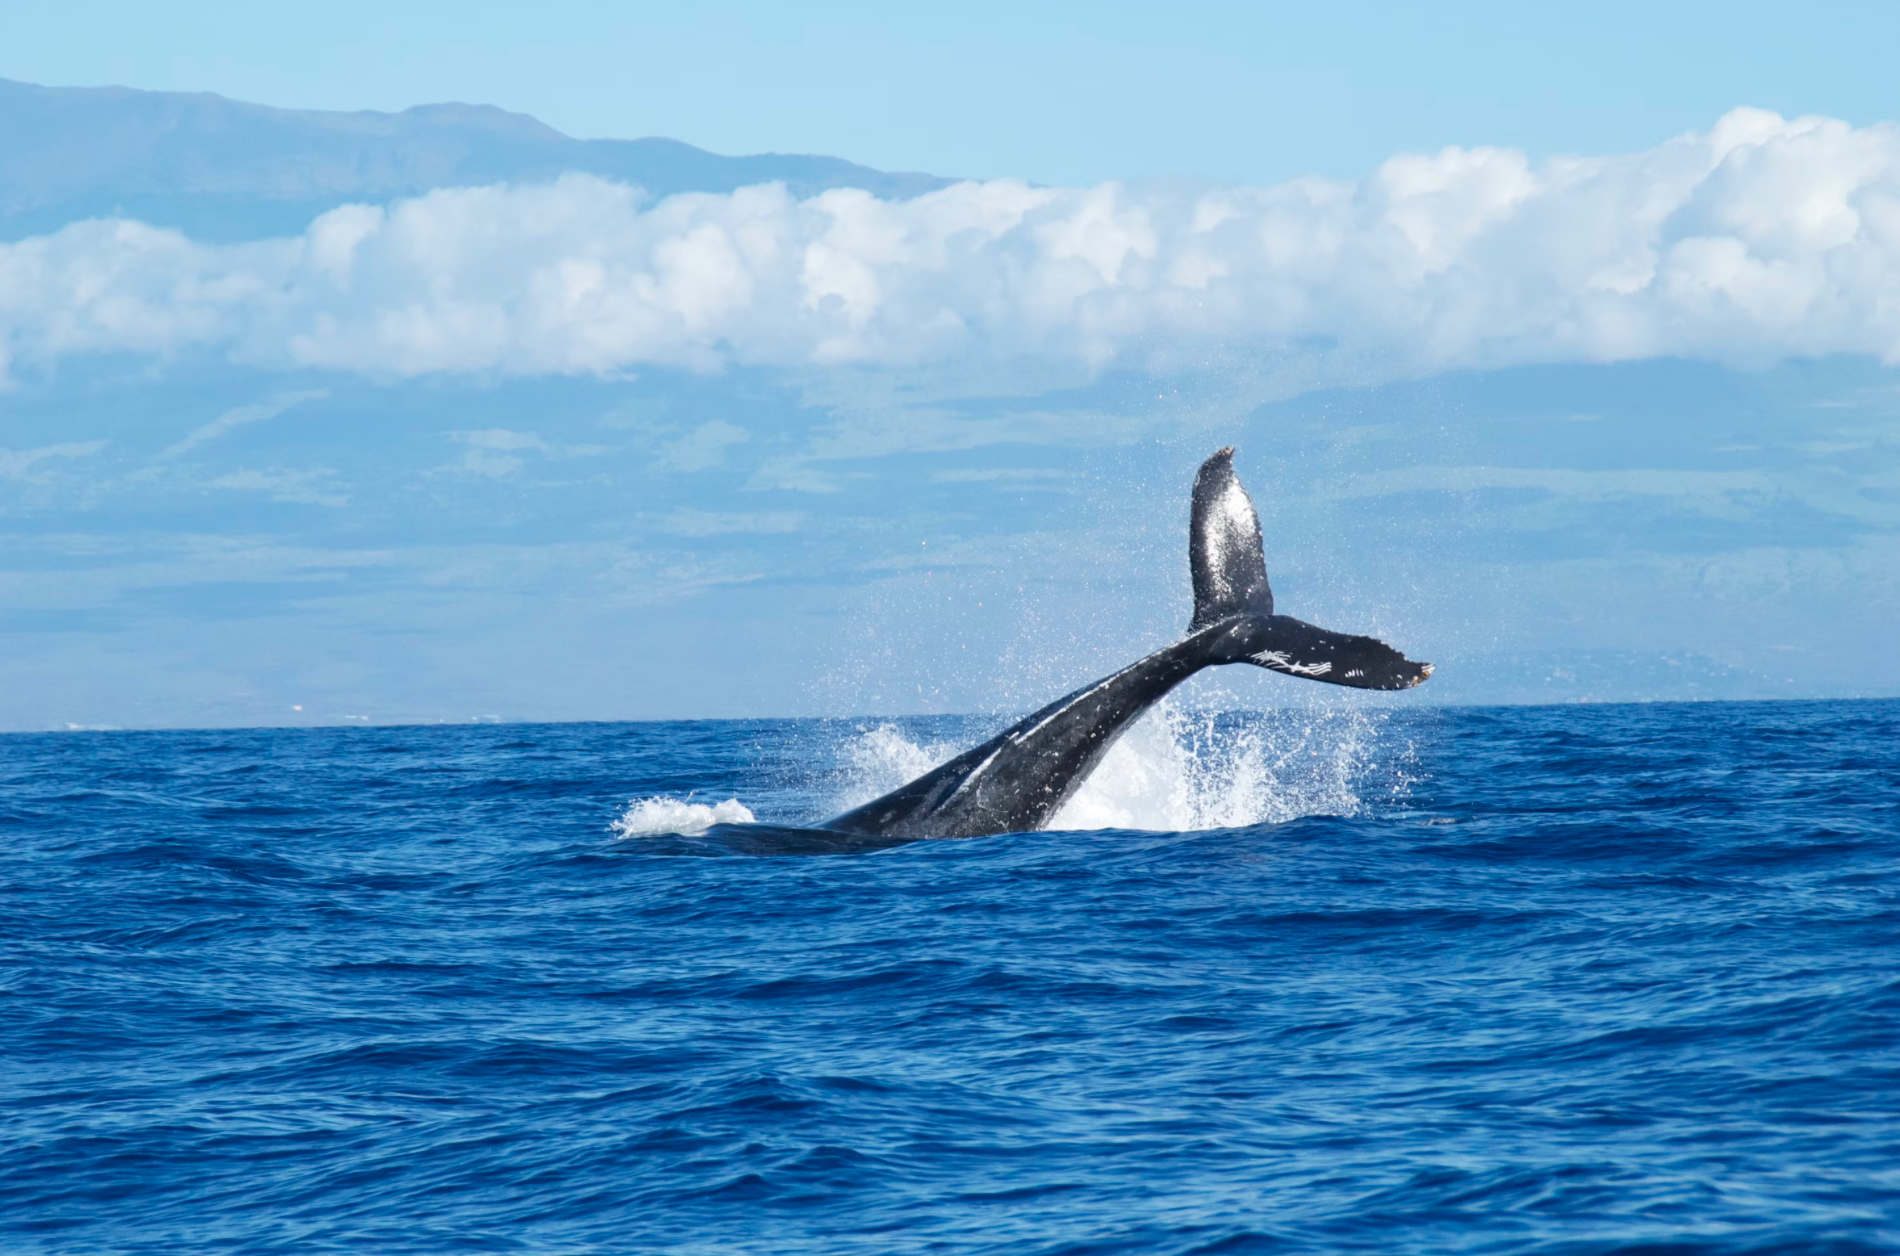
xmin=831 ymin=723 xmax=962 ymax=812
xmin=825 ymin=700 xmax=1403 ymax=835
xmin=1051 ymin=700 xmax=1387 ymax=831
xmin=612 ymin=796 xmax=756 ymax=837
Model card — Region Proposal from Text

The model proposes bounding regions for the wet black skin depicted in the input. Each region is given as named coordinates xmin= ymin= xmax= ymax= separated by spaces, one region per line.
xmin=823 ymin=615 xmax=1425 ymax=841
xmin=821 ymin=449 xmax=1431 ymax=842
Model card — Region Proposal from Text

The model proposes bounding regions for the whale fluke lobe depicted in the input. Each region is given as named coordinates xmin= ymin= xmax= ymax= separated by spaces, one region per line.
xmin=821 ymin=448 xmax=1431 ymax=841
xmin=1225 ymin=615 xmax=1434 ymax=690
xmin=1189 ymin=447 xmax=1274 ymax=630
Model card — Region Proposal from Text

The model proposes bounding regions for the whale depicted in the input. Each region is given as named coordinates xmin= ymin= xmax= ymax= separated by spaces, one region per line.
xmin=820 ymin=448 xmax=1431 ymax=841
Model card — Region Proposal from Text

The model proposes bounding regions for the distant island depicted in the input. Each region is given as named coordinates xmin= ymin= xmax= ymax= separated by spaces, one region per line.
xmin=0 ymin=77 xmax=952 ymax=242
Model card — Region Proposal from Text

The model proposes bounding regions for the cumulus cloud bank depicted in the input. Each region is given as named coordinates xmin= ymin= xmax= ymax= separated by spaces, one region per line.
xmin=4 ymin=108 xmax=1899 ymax=382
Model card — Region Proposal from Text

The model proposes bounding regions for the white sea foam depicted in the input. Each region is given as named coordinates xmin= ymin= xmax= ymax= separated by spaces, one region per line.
xmin=613 ymin=704 xmax=1405 ymax=839
xmin=830 ymin=700 xmax=1403 ymax=834
xmin=829 ymin=722 xmax=964 ymax=812
xmin=1051 ymin=701 xmax=1394 ymax=831
xmin=611 ymin=796 xmax=756 ymax=838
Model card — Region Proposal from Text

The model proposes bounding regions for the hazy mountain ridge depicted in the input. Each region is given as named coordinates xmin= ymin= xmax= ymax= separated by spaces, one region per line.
xmin=5 ymin=79 xmax=1898 ymax=721
xmin=0 ymin=77 xmax=953 ymax=241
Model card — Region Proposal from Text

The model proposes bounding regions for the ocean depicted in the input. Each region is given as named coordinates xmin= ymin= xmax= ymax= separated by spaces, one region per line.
xmin=3 ymin=698 xmax=1896 ymax=1254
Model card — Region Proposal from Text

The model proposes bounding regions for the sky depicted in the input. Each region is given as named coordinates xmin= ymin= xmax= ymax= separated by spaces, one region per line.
xmin=4 ymin=0 xmax=1897 ymax=185
xmin=4 ymin=6 xmax=1900 ymax=729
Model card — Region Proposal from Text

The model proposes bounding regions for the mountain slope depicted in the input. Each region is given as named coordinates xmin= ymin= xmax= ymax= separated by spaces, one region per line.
xmin=0 ymin=78 xmax=953 ymax=241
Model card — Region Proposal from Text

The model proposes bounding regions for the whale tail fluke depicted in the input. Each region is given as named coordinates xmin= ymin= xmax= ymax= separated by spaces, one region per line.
xmin=1189 ymin=447 xmax=1276 ymax=630
xmin=820 ymin=447 xmax=1431 ymax=839
xmin=1188 ymin=448 xmax=1432 ymax=691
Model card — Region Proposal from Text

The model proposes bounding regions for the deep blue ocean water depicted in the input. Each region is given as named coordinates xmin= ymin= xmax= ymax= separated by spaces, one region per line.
xmin=3 ymin=699 xmax=1897 ymax=1254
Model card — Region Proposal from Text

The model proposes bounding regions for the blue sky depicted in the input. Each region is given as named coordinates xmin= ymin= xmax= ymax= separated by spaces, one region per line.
xmin=5 ymin=0 xmax=1897 ymax=184
xmin=4 ymin=8 xmax=1900 ymax=729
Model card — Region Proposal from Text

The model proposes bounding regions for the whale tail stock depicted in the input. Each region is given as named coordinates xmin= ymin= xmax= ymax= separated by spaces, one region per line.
xmin=1188 ymin=448 xmax=1432 ymax=691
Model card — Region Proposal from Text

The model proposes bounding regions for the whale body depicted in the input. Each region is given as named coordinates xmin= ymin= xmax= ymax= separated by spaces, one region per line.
xmin=821 ymin=449 xmax=1431 ymax=841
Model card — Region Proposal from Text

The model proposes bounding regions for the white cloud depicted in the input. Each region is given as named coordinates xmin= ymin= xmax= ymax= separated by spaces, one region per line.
xmin=0 ymin=440 xmax=107 ymax=478
xmin=161 ymin=390 xmax=328 ymax=458
xmin=931 ymin=468 xmax=1077 ymax=483
xmin=205 ymin=467 xmax=350 ymax=508
xmin=663 ymin=508 xmax=802 ymax=536
xmin=4 ymin=108 xmax=1900 ymax=382
xmin=441 ymin=428 xmax=607 ymax=478
xmin=659 ymin=420 xmax=750 ymax=471
xmin=445 ymin=428 xmax=551 ymax=478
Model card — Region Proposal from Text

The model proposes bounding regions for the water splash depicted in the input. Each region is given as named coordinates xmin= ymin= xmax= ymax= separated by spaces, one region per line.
xmin=1052 ymin=700 xmax=1401 ymax=830
xmin=825 ymin=699 xmax=1408 ymax=833
xmin=612 ymin=796 xmax=755 ymax=837
xmin=826 ymin=722 xmax=965 ymax=813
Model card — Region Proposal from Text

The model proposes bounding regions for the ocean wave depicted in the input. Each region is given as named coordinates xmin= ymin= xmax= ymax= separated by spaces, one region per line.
xmin=3 ymin=699 xmax=1896 ymax=1253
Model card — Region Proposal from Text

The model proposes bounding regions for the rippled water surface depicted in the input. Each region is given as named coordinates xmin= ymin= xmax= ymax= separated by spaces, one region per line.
xmin=4 ymin=700 xmax=1897 ymax=1254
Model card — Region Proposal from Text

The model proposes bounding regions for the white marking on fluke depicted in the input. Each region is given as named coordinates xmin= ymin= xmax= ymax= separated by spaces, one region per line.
xmin=1252 ymin=649 xmax=1331 ymax=677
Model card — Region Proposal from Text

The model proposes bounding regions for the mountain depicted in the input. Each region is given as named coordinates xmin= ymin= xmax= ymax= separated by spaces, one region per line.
xmin=0 ymin=77 xmax=954 ymax=241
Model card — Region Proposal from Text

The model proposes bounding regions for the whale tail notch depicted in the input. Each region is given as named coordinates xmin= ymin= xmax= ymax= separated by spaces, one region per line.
xmin=1187 ymin=447 xmax=1432 ymax=691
